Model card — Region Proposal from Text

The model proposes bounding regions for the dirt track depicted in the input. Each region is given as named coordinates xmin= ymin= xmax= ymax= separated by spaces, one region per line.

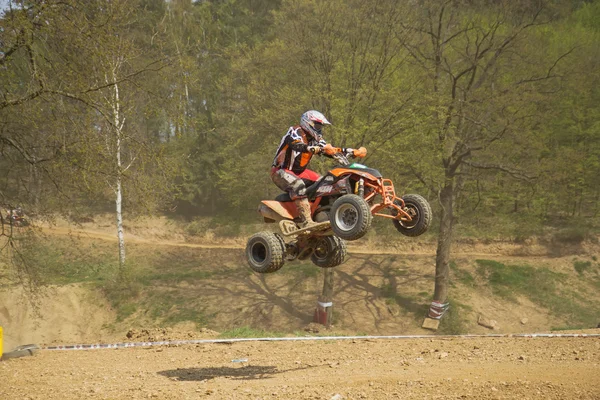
xmin=1 ymin=334 xmax=599 ymax=399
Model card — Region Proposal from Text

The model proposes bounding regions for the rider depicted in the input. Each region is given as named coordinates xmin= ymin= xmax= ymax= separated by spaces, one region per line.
xmin=271 ymin=110 xmax=351 ymax=229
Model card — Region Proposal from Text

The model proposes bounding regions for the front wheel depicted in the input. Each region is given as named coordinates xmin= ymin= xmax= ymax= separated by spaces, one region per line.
xmin=330 ymin=194 xmax=372 ymax=241
xmin=311 ymin=236 xmax=347 ymax=268
xmin=393 ymin=194 xmax=432 ymax=237
xmin=246 ymin=231 xmax=286 ymax=273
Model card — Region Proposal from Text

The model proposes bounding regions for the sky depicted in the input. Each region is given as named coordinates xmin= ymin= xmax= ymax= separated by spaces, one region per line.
xmin=0 ymin=0 xmax=10 ymax=14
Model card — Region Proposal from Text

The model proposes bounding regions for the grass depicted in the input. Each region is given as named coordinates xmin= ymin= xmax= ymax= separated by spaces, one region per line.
xmin=13 ymin=236 xmax=118 ymax=285
xmin=437 ymin=299 xmax=470 ymax=335
xmin=454 ymin=212 xmax=545 ymax=242
xmin=475 ymin=259 xmax=599 ymax=327
xmin=139 ymin=270 xmax=217 ymax=284
xmin=12 ymin=236 xmax=227 ymax=327
xmin=218 ymin=326 xmax=288 ymax=338
xmin=450 ymin=261 xmax=476 ymax=287
xmin=218 ymin=326 xmax=368 ymax=339
xmin=552 ymin=227 xmax=588 ymax=244
xmin=378 ymin=282 xmax=430 ymax=323
xmin=573 ymin=260 xmax=592 ymax=275
xmin=282 ymin=261 xmax=321 ymax=278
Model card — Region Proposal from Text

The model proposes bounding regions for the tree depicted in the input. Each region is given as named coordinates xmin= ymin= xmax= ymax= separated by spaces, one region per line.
xmin=0 ymin=0 xmax=172 ymax=274
xmin=60 ymin=0 xmax=171 ymax=270
xmin=398 ymin=0 xmax=575 ymax=320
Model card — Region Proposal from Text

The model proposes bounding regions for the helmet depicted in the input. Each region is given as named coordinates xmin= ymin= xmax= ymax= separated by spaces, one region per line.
xmin=300 ymin=110 xmax=331 ymax=141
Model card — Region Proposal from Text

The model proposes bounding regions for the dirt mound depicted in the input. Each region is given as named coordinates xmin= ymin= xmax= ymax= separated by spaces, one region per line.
xmin=124 ymin=327 xmax=220 ymax=342
xmin=0 ymin=284 xmax=116 ymax=350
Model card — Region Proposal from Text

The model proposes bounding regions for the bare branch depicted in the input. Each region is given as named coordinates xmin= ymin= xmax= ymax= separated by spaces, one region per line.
xmin=463 ymin=160 xmax=537 ymax=181
xmin=516 ymin=47 xmax=575 ymax=85
xmin=408 ymin=165 xmax=438 ymax=194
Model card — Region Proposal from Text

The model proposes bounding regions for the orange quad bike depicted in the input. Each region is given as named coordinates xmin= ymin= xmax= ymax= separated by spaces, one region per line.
xmin=245 ymin=146 xmax=432 ymax=273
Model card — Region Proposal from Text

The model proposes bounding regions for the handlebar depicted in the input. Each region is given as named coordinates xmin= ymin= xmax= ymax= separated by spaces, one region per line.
xmin=326 ymin=146 xmax=367 ymax=166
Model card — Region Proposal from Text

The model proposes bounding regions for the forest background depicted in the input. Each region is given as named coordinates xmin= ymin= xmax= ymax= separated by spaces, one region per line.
xmin=1 ymin=0 xmax=600 ymax=320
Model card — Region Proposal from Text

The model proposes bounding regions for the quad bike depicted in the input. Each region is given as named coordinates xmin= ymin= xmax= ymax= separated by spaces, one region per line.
xmin=3 ymin=208 xmax=29 ymax=227
xmin=246 ymin=146 xmax=432 ymax=274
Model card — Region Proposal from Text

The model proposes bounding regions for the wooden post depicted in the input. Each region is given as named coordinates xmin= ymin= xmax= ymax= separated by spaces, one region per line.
xmin=314 ymin=268 xmax=334 ymax=327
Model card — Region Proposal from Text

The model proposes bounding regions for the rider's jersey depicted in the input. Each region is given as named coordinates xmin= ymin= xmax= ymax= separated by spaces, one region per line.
xmin=272 ymin=126 xmax=326 ymax=174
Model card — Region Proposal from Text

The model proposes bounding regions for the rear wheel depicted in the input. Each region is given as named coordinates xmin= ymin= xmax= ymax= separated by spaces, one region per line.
xmin=393 ymin=194 xmax=432 ymax=237
xmin=311 ymin=236 xmax=347 ymax=268
xmin=330 ymin=194 xmax=372 ymax=241
xmin=246 ymin=231 xmax=286 ymax=273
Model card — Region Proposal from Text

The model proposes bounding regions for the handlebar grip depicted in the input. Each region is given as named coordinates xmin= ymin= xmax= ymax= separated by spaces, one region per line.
xmin=353 ymin=147 xmax=367 ymax=158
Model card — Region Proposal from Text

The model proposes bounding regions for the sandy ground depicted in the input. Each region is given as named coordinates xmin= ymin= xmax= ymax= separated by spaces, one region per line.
xmin=1 ymin=334 xmax=599 ymax=400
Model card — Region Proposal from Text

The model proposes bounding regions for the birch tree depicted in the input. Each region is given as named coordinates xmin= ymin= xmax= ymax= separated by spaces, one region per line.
xmin=71 ymin=0 xmax=169 ymax=270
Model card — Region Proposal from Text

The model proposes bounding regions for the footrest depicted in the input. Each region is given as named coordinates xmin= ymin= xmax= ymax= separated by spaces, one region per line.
xmin=279 ymin=220 xmax=299 ymax=236
xmin=279 ymin=220 xmax=331 ymax=236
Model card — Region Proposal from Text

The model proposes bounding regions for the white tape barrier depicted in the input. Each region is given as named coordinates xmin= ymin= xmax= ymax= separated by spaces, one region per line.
xmin=43 ymin=333 xmax=600 ymax=351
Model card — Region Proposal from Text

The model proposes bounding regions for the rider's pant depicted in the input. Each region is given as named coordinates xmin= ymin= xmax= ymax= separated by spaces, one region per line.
xmin=270 ymin=167 xmax=320 ymax=200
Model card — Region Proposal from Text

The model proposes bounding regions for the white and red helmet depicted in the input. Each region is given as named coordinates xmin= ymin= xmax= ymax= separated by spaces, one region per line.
xmin=300 ymin=110 xmax=331 ymax=141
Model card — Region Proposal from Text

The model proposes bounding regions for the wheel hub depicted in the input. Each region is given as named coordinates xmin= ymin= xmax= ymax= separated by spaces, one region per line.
xmin=250 ymin=242 xmax=267 ymax=262
xmin=335 ymin=204 xmax=358 ymax=231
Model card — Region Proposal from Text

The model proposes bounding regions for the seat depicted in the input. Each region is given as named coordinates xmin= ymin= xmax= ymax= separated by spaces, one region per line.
xmin=273 ymin=177 xmax=324 ymax=202
xmin=275 ymin=192 xmax=293 ymax=202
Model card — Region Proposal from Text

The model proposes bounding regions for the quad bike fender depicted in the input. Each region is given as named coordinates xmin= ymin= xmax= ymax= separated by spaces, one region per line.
xmin=260 ymin=199 xmax=323 ymax=221
xmin=260 ymin=200 xmax=297 ymax=220
xmin=329 ymin=168 xmax=378 ymax=182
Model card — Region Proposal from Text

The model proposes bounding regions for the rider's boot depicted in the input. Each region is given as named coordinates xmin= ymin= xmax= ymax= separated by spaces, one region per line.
xmin=294 ymin=198 xmax=320 ymax=229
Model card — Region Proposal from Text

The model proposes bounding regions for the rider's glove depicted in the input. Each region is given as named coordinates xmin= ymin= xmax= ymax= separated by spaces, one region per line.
xmin=307 ymin=146 xmax=322 ymax=154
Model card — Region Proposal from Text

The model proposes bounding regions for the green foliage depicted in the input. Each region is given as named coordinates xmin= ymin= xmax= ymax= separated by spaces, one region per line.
xmin=3 ymin=0 xmax=600 ymax=229
xmin=437 ymin=300 xmax=469 ymax=335
xmin=139 ymin=270 xmax=216 ymax=285
xmin=184 ymin=218 xmax=211 ymax=236
xmin=2 ymin=0 xmax=600 ymax=310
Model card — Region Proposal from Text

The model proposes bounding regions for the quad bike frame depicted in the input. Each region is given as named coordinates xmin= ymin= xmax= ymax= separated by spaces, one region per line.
xmin=329 ymin=164 xmax=415 ymax=223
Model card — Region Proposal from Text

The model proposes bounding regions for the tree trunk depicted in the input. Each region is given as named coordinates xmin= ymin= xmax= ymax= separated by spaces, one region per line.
xmin=116 ymin=172 xmax=126 ymax=270
xmin=112 ymin=79 xmax=126 ymax=271
xmin=428 ymin=179 xmax=454 ymax=319
xmin=317 ymin=268 xmax=335 ymax=327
